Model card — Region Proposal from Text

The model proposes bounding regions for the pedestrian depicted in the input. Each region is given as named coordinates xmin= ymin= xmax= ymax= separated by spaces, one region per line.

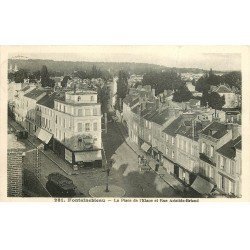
xmin=155 ymin=158 xmax=160 ymax=172
xmin=138 ymin=155 xmax=141 ymax=165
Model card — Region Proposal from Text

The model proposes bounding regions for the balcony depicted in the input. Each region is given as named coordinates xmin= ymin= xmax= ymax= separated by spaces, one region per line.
xmin=199 ymin=153 xmax=216 ymax=166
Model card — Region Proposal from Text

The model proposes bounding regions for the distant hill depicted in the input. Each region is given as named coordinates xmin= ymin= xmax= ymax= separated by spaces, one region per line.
xmin=8 ymin=58 xmax=219 ymax=76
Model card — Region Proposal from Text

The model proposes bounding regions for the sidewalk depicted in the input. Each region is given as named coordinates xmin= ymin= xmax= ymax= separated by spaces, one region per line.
xmin=115 ymin=120 xmax=185 ymax=193
xmin=28 ymin=135 xmax=78 ymax=176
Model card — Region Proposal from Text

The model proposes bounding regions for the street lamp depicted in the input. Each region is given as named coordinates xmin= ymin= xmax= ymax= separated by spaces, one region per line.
xmin=105 ymin=159 xmax=114 ymax=192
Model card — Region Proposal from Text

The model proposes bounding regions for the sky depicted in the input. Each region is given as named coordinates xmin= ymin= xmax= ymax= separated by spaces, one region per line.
xmin=9 ymin=46 xmax=241 ymax=71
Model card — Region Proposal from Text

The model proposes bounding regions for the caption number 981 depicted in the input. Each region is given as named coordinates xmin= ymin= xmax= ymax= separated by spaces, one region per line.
xmin=54 ymin=198 xmax=65 ymax=202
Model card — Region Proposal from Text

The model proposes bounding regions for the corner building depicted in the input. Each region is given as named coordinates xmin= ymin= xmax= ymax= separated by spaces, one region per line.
xmin=52 ymin=91 xmax=102 ymax=167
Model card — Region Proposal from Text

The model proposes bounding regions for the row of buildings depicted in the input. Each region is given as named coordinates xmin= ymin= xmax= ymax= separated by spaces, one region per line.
xmin=9 ymin=81 xmax=103 ymax=168
xmin=122 ymin=85 xmax=242 ymax=197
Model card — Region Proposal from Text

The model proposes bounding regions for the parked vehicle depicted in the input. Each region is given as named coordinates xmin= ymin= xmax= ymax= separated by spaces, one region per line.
xmin=15 ymin=130 xmax=28 ymax=140
xmin=46 ymin=172 xmax=76 ymax=197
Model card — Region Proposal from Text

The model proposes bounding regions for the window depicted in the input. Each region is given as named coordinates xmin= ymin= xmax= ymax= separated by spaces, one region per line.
xmin=77 ymin=96 xmax=81 ymax=102
xmin=90 ymin=96 xmax=94 ymax=101
xmin=93 ymin=122 xmax=97 ymax=131
xmin=59 ymin=117 xmax=61 ymax=126
xmin=78 ymin=109 xmax=83 ymax=116
xmin=148 ymin=134 xmax=151 ymax=141
xmin=210 ymin=145 xmax=214 ymax=158
xmin=78 ymin=138 xmax=82 ymax=147
xmin=220 ymin=156 xmax=226 ymax=170
xmin=171 ymin=137 xmax=174 ymax=145
xmin=63 ymin=133 xmax=65 ymax=142
xmin=93 ymin=108 xmax=97 ymax=116
xmin=231 ymin=161 xmax=235 ymax=175
xmin=77 ymin=123 xmax=83 ymax=132
xmin=63 ymin=105 xmax=66 ymax=113
xmin=85 ymin=123 xmax=90 ymax=132
xmin=59 ymin=130 xmax=61 ymax=140
xmin=172 ymin=151 xmax=175 ymax=159
xmin=220 ymin=175 xmax=225 ymax=191
xmin=85 ymin=109 xmax=91 ymax=116
xmin=165 ymin=134 xmax=168 ymax=142
xmin=202 ymin=142 xmax=206 ymax=153
xmin=148 ymin=122 xmax=151 ymax=129
xmin=166 ymin=147 xmax=169 ymax=155
xmin=209 ymin=166 xmax=214 ymax=179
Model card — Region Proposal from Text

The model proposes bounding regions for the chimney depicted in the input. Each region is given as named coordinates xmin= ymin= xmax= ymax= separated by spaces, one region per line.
xmin=152 ymin=88 xmax=155 ymax=97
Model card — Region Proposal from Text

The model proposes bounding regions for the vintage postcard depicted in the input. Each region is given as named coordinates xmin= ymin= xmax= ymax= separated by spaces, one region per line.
xmin=0 ymin=45 xmax=249 ymax=202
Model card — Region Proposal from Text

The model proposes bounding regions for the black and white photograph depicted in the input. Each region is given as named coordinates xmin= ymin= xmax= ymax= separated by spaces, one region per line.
xmin=4 ymin=46 xmax=244 ymax=200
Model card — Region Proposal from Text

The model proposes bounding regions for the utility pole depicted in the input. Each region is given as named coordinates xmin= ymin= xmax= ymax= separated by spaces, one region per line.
xmin=105 ymin=160 xmax=113 ymax=192
xmin=104 ymin=113 xmax=108 ymax=134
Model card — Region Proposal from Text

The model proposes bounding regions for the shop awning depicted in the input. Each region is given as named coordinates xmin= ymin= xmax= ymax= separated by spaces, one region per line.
xmin=191 ymin=176 xmax=214 ymax=195
xmin=75 ymin=150 xmax=102 ymax=162
xmin=35 ymin=128 xmax=52 ymax=144
xmin=141 ymin=142 xmax=151 ymax=152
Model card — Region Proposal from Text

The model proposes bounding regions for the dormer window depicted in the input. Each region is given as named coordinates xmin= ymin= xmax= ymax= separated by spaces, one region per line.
xmin=77 ymin=96 xmax=81 ymax=102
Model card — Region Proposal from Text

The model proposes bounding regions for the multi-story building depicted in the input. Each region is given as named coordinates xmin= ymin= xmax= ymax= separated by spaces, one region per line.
xmin=51 ymin=90 xmax=102 ymax=167
xmin=7 ymin=133 xmax=25 ymax=197
xmin=196 ymin=122 xmax=238 ymax=196
xmin=14 ymin=85 xmax=36 ymax=126
xmin=175 ymin=119 xmax=209 ymax=185
xmin=216 ymin=136 xmax=242 ymax=197
xmin=23 ymin=88 xmax=47 ymax=134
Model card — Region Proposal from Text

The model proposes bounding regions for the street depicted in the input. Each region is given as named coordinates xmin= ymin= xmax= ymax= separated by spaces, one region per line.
xmin=9 ymin=116 xmax=180 ymax=197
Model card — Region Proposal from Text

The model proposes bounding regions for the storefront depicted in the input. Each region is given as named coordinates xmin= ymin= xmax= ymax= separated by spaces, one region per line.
xmin=74 ymin=150 xmax=102 ymax=167
xmin=162 ymin=156 xmax=174 ymax=175
xmin=35 ymin=128 xmax=53 ymax=150
xmin=190 ymin=176 xmax=214 ymax=196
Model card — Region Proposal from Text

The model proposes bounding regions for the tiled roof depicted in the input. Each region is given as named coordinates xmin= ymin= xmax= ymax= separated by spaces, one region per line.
xmin=176 ymin=121 xmax=204 ymax=141
xmin=37 ymin=92 xmax=61 ymax=109
xmin=216 ymin=85 xmax=232 ymax=93
xmin=24 ymin=89 xmax=45 ymax=100
xmin=201 ymin=122 xmax=228 ymax=139
xmin=123 ymin=95 xmax=139 ymax=107
xmin=217 ymin=136 xmax=241 ymax=159
xmin=234 ymin=140 xmax=241 ymax=150
xmin=162 ymin=116 xmax=183 ymax=136
xmin=189 ymin=99 xmax=200 ymax=106
xmin=21 ymin=86 xmax=30 ymax=92
xmin=149 ymin=109 xmax=173 ymax=125
xmin=162 ymin=113 xmax=198 ymax=137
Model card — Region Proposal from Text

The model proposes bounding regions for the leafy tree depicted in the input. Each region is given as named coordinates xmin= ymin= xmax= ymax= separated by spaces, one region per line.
xmin=40 ymin=65 xmax=50 ymax=87
xmin=208 ymin=92 xmax=225 ymax=111
xmin=10 ymin=69 xmax=28 ymax=83
xmin=142 ymin=70 xmax=183 ymax=95
xmin=195 ymin=69 xmax=221 ymax=92
xmin=61 ymin=76 xmax=71 ymax=88
xmin=117 ymin=70 xmax=129 ymax=100
xmin=172 ymin=85 xmax=193 ymax=102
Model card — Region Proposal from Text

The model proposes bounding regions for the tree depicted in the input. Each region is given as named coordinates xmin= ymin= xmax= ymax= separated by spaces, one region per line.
xmin=142 ymin=70 xmax=183 ymax=95
xmin=10 ymin=69 xmax=28 ymax=83
xmin=61 ymin=76 xmax=71 ymax=88
xmin=117 ymin=70 xmax=129 ymax=100
xmin=172 ymin=85 xmax=193 ymax=102
xmin=207 ymin=92 xmax=225 ymax=114
xmin=40 ymin=65 xmax=50 ymax=87
xmin=195 ymin=69 xmax=221 ymax=93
